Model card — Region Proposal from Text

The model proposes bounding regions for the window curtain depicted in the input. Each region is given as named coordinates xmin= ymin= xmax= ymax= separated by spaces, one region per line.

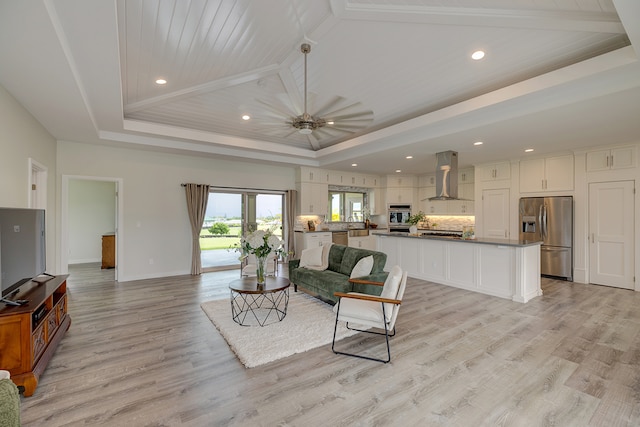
xmin=285 ymin=189 xmax=297 ymax=258
xmin=184 ymin=183 xmax=210 ymax=275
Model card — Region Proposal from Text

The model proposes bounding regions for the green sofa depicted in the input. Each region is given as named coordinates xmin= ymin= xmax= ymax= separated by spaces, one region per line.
xmin=288 ymin=244 xmax=389 ymax=304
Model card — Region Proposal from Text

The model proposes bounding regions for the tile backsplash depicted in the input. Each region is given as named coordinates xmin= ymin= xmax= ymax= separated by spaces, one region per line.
xmin=422 ymin=215 xmax=475 ymax=231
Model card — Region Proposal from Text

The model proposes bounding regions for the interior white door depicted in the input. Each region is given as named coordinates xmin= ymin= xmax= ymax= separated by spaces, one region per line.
xmin=482 ymin=188 xmax=510 ymax=238
xmin=588 ymin=181 xmax=635 ymax=289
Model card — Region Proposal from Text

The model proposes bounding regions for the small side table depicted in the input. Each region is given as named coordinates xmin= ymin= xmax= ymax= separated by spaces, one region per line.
xmin=229 ymin=277 xmax=290 ymax=326
xmin=101 ymin=233 xmax=116 ymax=269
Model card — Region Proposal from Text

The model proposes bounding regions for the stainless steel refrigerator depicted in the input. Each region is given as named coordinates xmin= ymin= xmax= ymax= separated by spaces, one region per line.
xmin=519 ymin=196 xmax=573 ymax=281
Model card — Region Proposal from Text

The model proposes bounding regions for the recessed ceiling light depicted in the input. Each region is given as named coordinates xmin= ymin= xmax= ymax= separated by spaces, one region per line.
xmin=525 ymin=148 xmax=534 ymax=152
xmin=351 ymin=163 xmax=357 ymax=167
xmin=155 ymin=78 xmax=167 ymax=85
xmin=395 ymin=169 xmax=402 ymax=173
xmin=242 ymin=115 xmax=251 ymax=121
xmin=406 ymin=156 xmax=413 ymax=159
xmin=474 ymin=141 xmax=483 ymax=146
xmin=327 ymin=121 xmax=335 ymax=125
xmin=471 ymin=50 xmax=485 ymax=60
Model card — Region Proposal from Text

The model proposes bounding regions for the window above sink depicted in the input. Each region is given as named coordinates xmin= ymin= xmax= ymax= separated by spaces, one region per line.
xmin=327 ymin=188 xmax=368 ymax=223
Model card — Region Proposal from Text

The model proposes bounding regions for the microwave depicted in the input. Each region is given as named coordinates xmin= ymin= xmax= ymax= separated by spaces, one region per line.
xmin=388 ymin=204 xmax=412 ymax=229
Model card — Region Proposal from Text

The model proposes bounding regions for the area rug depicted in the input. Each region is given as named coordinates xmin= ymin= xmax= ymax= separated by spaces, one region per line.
xmin=200 ymin=292 xmax=360 ymax=368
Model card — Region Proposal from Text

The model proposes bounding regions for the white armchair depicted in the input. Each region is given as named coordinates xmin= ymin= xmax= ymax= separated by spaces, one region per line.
xmin=241 ymin=252 xmax=277 ymax=277
xmin=331 ymin=265 xmax=407 ymax=363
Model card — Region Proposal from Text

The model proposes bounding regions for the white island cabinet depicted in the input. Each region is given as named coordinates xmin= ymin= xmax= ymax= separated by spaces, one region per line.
xmin=375 ymin=233 xmax=542 ymax=303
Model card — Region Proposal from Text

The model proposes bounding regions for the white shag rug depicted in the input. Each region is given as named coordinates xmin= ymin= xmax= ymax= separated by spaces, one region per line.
xmin=201 ymin=292 xmax=360 ymax=368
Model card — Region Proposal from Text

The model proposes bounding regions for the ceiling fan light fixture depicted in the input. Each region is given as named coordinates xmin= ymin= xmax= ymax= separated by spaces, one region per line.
xmin=298 ymin=124 xmax=313 ymax=134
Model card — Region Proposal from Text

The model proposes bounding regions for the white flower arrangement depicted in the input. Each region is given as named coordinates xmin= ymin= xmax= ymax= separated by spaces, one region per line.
xmin=233 ymin=228 xmax=285 ymax=260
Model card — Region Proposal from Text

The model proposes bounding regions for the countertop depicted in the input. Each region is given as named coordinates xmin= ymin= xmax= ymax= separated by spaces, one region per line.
xmin=372 ymin=231 xmax=542 ymax=247
xmin=295 ymin=228 xmax=387 ymax=233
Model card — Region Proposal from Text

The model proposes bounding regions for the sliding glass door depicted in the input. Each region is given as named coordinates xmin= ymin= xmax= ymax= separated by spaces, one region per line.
xmin=201 ymin=190 xmax=283 ymax=271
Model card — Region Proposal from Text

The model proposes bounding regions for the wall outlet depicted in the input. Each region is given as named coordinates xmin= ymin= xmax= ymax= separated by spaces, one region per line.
xmin=14 ymin=225 xmax=20 ymax=232
xmin=149 ymin=258 xmax=154 ymax=265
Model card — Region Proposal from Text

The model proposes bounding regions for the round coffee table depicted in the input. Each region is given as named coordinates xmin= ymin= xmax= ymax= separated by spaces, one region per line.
xmin=229 ymin=276 xmax=290 ymax=326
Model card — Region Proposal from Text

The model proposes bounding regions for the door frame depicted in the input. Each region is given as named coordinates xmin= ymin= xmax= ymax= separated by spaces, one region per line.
xmin=28 ymin=158 xmax=47 ymax=209
xmin=60 ymin=175 xmax=123 ymax=280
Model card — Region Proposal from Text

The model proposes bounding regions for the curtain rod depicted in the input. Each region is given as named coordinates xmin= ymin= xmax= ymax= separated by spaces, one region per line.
xmin=181 ymin=183 xmax=288 ymax=194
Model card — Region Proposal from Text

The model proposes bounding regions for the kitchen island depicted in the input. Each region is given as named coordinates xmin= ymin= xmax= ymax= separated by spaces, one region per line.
xmin=373 ymin=232 xmax=542 ymax=303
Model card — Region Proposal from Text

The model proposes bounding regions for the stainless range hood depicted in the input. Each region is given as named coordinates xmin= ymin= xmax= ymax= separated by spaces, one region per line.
xmin=429 ymin=150 xmax=459 ymax=201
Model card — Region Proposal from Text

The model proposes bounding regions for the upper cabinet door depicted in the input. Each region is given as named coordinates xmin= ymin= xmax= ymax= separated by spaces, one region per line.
xmin=520 ymin=155 xmax=573 ymax=193
xmin=480 ymin=162 xmax=510 ymax=181
xmin=519 ymin=158 xmax=545 ymax=193
xmin=544 ymin=155 xmax=574 ymax=192
xmin=586 ymin=146 xmax=636 ymax=172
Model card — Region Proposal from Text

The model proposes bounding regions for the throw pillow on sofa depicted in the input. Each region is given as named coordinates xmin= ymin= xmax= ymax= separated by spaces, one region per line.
xmin=300 ymin=245 xmax=323 ymax=268
xmin=350 ymin=255 xmax=373 ymax=278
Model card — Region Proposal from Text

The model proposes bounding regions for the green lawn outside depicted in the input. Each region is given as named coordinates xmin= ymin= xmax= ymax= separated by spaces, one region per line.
xmin=198 ymin=224 xmax=282 ymax=251
xmin=200 ymin=236 xmax=240 ymax=251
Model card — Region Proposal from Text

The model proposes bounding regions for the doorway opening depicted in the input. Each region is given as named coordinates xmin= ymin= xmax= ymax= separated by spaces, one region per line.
xmin=201 ymin=190 xmax=284 ymax=272
xmin=61 ymin=176 xmax=122 ymax=281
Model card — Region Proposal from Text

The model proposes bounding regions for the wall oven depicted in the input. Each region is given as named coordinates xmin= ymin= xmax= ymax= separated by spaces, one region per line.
xmin=388 ymin=204 xmax=412 ymax=232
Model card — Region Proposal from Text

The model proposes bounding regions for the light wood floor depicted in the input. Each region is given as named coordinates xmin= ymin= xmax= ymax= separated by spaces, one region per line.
xmin=19 ymin=263 xmax=640 ymax=426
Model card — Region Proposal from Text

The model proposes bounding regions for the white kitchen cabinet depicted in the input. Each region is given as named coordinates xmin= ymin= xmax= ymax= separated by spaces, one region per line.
xmin=458 ymin=168 xmax=474 ymax=184
xmin=348 ymin=235 xmax=377 ymax=250
xmin=459 ymin=182 xmax=475 ymax=200
xmin=297 ymin=167 xmax=326 ymax=183
xmin=327 ymin=171 xmax=345 ymax=185
xmin=386 ymin=176 xmax=415 ymax=188
xmin=327 ymin=171 xmax=381 ymax=187
xmin=480 ymin=162 xmax=510 ymax=182
xmin=376 ymin=234 xmax=542 ymax=302
xmin=297 ymin=182 xmax=328 ymax=215
xmin=418 ymin=187 xmax=432 ymax=213
xmin=370 ymin=188 xmax=386 ymax=215
xmin=482 ymin=188 xmax=510 ymax=239
xmin=328 ymin=171 xmax=357 ymax=185
xmin=447 ymin=200 xmax=474 ymax=215
xmin=386 ymin=187 xmax=414 ymax=205
xmin=363 ymin=175 xmax=380 ymax=188
xmin=386 ymin=175 xmax=416 ymax=205
xmin=419 ymin=174 xmax=436 ymax=187
xmin=519 ymin=155 xmax=573 ymax=193
xmin=586 ymin=146 xmax=636 ymax=172
xmin=419 ymin=187 xmax=446 ymax=214
xmin=295 ymin=231 xmax=332 ymax=255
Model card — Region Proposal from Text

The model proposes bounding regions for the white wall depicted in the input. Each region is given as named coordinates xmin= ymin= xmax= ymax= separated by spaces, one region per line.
xmin=0 ymin=85 xmax=57 ymax=274
xmin=68 ymin=179 xmax=116 ymax=264
xmin=57 ymin=141 xmax=296 ymax=281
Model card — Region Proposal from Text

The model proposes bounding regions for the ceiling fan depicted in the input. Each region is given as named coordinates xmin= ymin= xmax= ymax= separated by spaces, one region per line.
xmin=257 ymin=43 xmax=374 ymax=150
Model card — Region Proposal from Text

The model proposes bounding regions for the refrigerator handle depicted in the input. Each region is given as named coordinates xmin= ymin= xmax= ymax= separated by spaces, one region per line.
xmin=542 ymin=204 xmax=548 ymax=241
xmin=538 ymin=204 xmax=544 ymax=241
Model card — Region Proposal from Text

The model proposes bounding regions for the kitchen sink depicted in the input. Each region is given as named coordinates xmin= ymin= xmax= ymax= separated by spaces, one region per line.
xmin=348 ymin=229 xmax=369 ymax=237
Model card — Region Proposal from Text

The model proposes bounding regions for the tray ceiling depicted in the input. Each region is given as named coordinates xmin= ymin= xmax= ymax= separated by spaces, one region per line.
xmin=1 ymin=0 xmax=639 ymax=173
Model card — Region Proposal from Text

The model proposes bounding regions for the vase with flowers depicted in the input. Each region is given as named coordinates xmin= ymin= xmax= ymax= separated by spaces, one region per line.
xmin=232 ymin=228 xmax=285 ymax=284
xmin=407 ymin=211 xmax=429 ymax=235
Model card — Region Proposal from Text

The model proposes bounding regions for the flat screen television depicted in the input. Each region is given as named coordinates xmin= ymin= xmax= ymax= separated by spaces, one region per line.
xmin=0 ymin=207 xmax=47 ymax=302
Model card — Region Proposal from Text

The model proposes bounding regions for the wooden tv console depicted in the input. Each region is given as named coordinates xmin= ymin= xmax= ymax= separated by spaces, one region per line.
xmin=0 ymin=275 xmax=71 ymax=396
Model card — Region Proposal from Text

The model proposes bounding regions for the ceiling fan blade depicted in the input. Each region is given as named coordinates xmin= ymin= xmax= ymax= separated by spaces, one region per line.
xmin=313 ymin=127 xmax=350 ymax=139
xmin=311 ymin=96 xmax=347 ymax=117
xmin=326 ymin=123 xmax=367 ymax=132
xmin=305 ymin=132 xmax=321 ymax=150
xmin=328 ymin=112 xmax=374 ymax=122
xmin=256 ymin=99 xmax=296 ymax=118
xmin=323 ymin=104 xmax=373 ymax=119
